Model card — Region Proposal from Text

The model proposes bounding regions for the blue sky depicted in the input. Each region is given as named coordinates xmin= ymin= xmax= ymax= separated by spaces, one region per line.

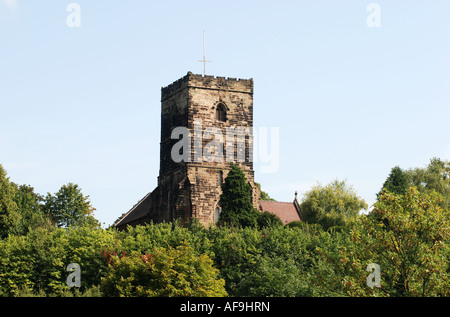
xmin=1 ymin=1 xmax=449 ymax=226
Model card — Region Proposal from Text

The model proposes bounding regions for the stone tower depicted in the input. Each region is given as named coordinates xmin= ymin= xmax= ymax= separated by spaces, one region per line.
xmin=115 ymin=72 xmax=261 ymax=229
xmin=153 ymin=72 xmax=260 ymax=226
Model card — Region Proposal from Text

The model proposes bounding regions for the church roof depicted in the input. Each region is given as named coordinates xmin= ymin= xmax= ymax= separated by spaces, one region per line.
xmin=115 ymin=191 xmax=303 ymax=228
xmin=260 ymin=200 xmax=301 ymax=225
xmin=114 ymin=191 xmax=152 ymax=228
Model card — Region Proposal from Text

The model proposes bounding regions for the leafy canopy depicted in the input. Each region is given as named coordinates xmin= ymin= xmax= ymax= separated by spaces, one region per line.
xmin=218 ymin=164 xmax=260 ymax=228
xmin=404 ymin=157 xmax=450 ymax=209
xmin=299 ymin=179 xmax=367 ymax=230
xmin=100 ymin=242 xmax=227 ymax=297
xmin=0 ymin=164 xmax=21 ymax=238
xmin=378 ymin=166 xmax=409 ymax=197
xmin=332 ymin=188 xmax=450 ymax=296
xmin=43 ymin=183 xmax=99 ymax=228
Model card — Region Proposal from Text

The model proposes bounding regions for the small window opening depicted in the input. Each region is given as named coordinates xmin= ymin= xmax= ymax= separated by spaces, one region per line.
xmin=218 ymin=171 xmax=224 ymax=185
xmin=215 ymin=206 xmax=221 ymax=224
xmin=216 ymin=103 xmax=227 ymax=122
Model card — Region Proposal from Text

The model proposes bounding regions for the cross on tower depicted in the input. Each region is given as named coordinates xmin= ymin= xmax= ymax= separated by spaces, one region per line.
xmin=198 ymin=30 xmax=212 ymax=76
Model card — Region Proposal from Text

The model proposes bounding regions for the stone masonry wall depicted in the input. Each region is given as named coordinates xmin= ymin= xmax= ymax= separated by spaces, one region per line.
xmin=157 ymin=72 xmax=260 ymax=226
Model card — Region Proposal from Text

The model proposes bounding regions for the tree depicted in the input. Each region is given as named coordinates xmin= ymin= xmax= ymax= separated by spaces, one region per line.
xmin=257 ymin=211 xmax=283 ymax=228
xmin=234 ymin=255 xmax=311 ymax=296
xmin=218 ymin=164 xmax=260 ymax=228
xmin=378 ymin=166 xmax=409 ymax=197
xmin=0 ymin=164 xmax=21 ymax=238
xmin=404 ymin=157 xmax=450 ymax=210
xmin=255 ymin=182 xmax=275 ymax=201
xmin=332 ymin=188 xmax=450 ymax=296
xmin=12 ymin=184 xmax=52 ymax=234
xmin=100 ymin=243 xmax=227 ymax=297
xmin=43 ymin=183 xmax=99 ymax=228
xmin=299 ymin=180 xmax=367 ymax=231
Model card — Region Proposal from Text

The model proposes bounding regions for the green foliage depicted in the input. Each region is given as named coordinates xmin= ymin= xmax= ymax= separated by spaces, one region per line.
xmin=285 ymin=220 xmax=302 ymax=228
xmin=369 ymin=188 xmax=450 ymax=296
xmin=260 ymin=191 xmax=275 ymax=201
xmin=322 ymin=188 xmax=450 ymax=296
xmin=257 ymin=211 xmax=283 ymax=228
xmin=13 ymin=284 xmax=102 ymax=297
xmin=0 ymin=226 xmax=67 ymax=296
xmin=100 ymin=242 xmax=227 ymax=297
xmin=43 ymin=183 xmax=99 ymax=228
xmin=0 ymin=234 xmax=33 ymax=296
xmin=65 ymin=225 xmax=116 ymax=289
xmin=1 ymin=210 xmax=448 ymax=297
xmin=12 ymin=184 xmax=53 ymax=235
xmin=0 ymin=164 xmax=21 ymax=238
xmin=1 ymin=160 xmax=450 ymax=297
xmin=255 ymin=182 xmax=275 ymax=201
xmin=378 ymin=166 xmax=409 ymax=197
xmin=404 ymin=157 xmax=450 ymax=210
xmin=207 ymin=226 xmax=263 ymax=293
xmin=234 ymin=255 xmax=311 ymax=296
xmin=204 ymin=224 xmax=338 ymax=296
xmin=380 ymin=158 xmax=450 ymax=210
xmin=0 ymin=224 xmax=116 ymax=296
xmin=219 ymin=164 xmax=260 ymax=228
xmin=299 ymin=180 xmax=368 ymax=230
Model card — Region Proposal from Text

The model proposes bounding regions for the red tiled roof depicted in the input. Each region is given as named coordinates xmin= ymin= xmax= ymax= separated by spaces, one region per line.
xmin=260 ymin=200 xmax=301 ymax=225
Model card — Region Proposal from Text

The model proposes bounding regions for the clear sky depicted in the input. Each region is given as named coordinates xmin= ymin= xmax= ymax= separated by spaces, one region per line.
xmin=1 ymin=1 xmax=449 ymax=227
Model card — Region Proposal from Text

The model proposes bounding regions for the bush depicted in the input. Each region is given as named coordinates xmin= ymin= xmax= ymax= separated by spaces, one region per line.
xmin=320 ymin=188 xmax=450 ymax=296
xmin=234 ymin=255 xmax=312 ymax=297
xmin=219 ymin=164 xmax=260 ymax=228
xmin=299 ymin=180 xmax=367 ymax=230
xmin=100 ymin=242 xmax=227 ymax=297
xmin=257 ymin=211 xmax=283 ymax=228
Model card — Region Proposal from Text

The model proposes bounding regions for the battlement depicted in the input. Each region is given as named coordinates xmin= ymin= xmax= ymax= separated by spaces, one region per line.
xmin=161 ymin=72 xmax=253 ymax=100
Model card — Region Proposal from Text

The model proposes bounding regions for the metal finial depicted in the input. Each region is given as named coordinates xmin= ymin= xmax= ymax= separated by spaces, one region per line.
xmin=197 ymin=30 xmax=212 ymax=76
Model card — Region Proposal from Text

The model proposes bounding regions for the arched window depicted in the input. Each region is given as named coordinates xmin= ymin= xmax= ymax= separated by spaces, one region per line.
xmin=218 ymin=170 xmax=224 ymax=185
xmin=214 ymin=205 xmax=221 ymax=224
xmin=171 ymin=104 xmax=178 ymax=126
xmin=216 ymin=103 xmax=227 ymax=122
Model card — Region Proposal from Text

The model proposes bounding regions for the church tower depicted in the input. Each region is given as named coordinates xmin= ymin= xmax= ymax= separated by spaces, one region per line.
xmin=115 ymin=72 xmax=261 ymax=229
xmin=153 ymin=72 xmax=260 ymax=226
